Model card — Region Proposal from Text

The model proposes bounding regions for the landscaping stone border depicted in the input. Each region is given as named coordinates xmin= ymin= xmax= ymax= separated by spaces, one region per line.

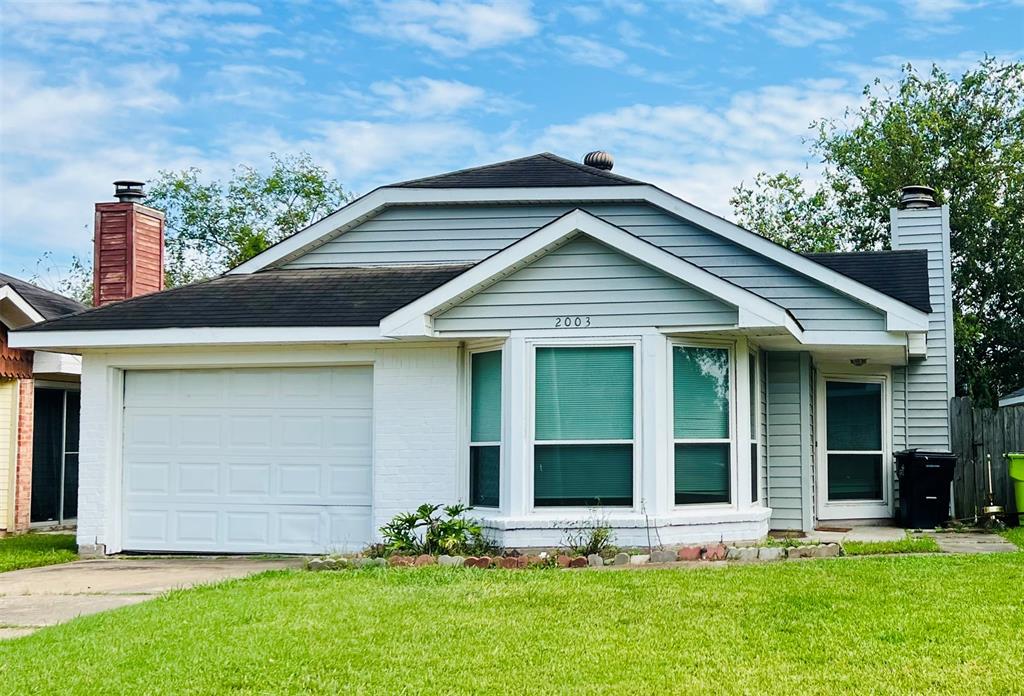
xmin=305 ymin=542 xmax=845 ymax=571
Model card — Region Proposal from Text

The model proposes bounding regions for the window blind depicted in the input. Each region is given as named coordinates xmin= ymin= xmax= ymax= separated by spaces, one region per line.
xmin=535 ymin=346 xmax=634 ymax=441
xmin=825 ymin=381 xmax=881 ymax=451
xmin=470 ymin=351 xmax=502 ymax=443
xmin=534 ymin=444 xmax=633 ymax=506
xmin=673 ymin=346 xmax=730 ymax=439
xmin=675 ymin=443 xmax=730 ymax=504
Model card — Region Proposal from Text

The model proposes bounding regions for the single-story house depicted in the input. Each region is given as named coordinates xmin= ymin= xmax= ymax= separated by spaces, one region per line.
xmin=999 ymin=387 xmax=1024 ymax=408
xmin=1 ymin=273 xmax=85 ymax=533
xmin=11 ymin=153 xmax=955 ymax=555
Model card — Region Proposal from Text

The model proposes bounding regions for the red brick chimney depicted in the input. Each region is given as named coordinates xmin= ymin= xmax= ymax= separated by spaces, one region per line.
xmin=93 ymin=181 xmax=165 ymax=306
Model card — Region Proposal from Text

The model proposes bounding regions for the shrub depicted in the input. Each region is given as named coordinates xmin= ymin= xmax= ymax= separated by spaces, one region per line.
xmin=562 ymin=516 xmax=616 ymax=557
xmin=379 ymin=503 xmax=497 ymax=556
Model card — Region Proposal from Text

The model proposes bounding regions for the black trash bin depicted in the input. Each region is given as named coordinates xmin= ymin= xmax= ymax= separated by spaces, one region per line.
xmin=896 ymin=449 xmax=957 ymax=529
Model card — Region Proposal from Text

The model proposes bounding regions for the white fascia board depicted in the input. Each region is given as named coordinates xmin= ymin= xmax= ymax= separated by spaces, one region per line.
xmin=379 ymin=208 xmax=800 ymax=339
xmin=0 ymin=286 xmax=46 ymax=327
xmin=9 ymin=326 xmax=387 ymax=351
xmin=232 ymin=183 xmax=929 ymax=332
xmin=800 ymin=330 xmax=914 ymax=348
xmin=907 ymin=332 xmax=927 ymax=358
xmin=33 ymin=350 xmax=82 ymax=376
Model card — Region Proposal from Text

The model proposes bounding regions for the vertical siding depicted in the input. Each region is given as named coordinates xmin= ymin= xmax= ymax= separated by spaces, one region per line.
xmin=285 ymin=203 xmax=885 ymax=332
xmin=0 ymin=379 xmax=16 ymax=530
xmin=766 ymin=351 xmax=813 ymax=530
xmin=891 ymin=206 xmax=953 ymax=450
xmin=433 ymin=235 xmax=737 ymax=332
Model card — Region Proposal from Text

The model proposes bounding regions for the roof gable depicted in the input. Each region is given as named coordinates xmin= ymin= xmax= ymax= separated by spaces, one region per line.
xmin=433 ymin=234 xmax=737 ymax=332
xmin=0 ymin=273 xmax=85 ymax=321
xmin=393 ymin=153 xmax=642 ymax=188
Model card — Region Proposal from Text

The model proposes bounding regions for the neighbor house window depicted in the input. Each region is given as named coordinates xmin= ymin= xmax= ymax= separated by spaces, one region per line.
xmin=674 ymin=345 xmax=731 ymax=504
xmin=534 ymin=346 xmax=634 ymax=507
xmin=749 ymin=351 xmax=759 ymax=504
xmin=469 ymin=350 xmax=502 ymax=507
xmin=825 ymin=380 xmax=883 ymax=501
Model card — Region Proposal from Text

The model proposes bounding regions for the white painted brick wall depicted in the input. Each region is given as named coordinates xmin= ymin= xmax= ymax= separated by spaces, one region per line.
xmin=75 ymin=343 xmax=463 ymax=553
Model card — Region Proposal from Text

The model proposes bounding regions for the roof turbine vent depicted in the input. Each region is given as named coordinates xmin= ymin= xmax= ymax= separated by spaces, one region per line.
xmin=583 ymin=150 xmax=614 ymax=171
xmin=113 ymin=180 xmax=146 ymax=203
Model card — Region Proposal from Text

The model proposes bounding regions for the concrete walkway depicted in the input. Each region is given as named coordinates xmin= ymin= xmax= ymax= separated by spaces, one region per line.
xmin=0 ymin=557 xmax=301 ymax=640
xmin=807 ymin=526 xmax=908 ymax=544
xmin=931 ymin=533 xmax=1020 ymax=554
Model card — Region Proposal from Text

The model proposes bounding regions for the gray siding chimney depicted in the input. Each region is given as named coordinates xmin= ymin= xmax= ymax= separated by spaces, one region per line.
xmin=890 ymin=187 xmax=954 ymax=450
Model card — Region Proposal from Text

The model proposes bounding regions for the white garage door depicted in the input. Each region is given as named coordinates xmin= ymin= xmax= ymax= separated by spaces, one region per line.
xmin=121 ymin=366 xmax=373 ymax=554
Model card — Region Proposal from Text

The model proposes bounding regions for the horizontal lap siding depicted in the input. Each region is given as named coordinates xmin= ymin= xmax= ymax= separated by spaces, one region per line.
xmin=433 ymin=236 xmax=737 ymax=332
xmin=766 ymin=352 xmax=811 ymax=531
xmin=286 ymin=203 xmax=884 ymax=333
xmin=0 ymin=379 xmax=15 ymax=530
xmin=891 ymin=207 xmax=953 ymax=450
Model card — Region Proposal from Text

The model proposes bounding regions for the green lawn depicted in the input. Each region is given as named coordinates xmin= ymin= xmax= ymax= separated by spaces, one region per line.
xmin=2 ymin=555 xmax=1023 ymax=694
xmin=1003 ymin=526 xmax=1024 ymax=549
xmin=0 ymin=533 xmax=77 ymax=573
xmin=842 ymin=533 xmax=941 ymax=556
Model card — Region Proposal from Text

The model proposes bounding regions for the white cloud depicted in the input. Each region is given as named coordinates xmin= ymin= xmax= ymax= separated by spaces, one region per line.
xmin=905 ymin=0 xmax=977 ymax=21
xmin=353 ymin=0 xmax=540 ymax=56
xmin=683 ymin=0 xmax=775 ymax=28
xmin=554 ymin=35 xmax=628 ymax=68
xmin=766 ymin=9 xmax=850 ymax=47
xmin=366 ymin=77 xmax=515 ymax=117
xmin=532 ymin=80 xmax=860 ymax=216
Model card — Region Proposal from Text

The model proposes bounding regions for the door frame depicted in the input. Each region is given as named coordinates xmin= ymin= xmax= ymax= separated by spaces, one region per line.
xmin=814 ymin=369 xmax=893 ymax=521
xmin=30 ymin=381 xmax=80 ymax=527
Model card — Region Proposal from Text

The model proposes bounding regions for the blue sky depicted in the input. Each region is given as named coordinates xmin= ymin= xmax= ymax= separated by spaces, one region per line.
xmin=1 ymin=0 xmax=1021 ymax=280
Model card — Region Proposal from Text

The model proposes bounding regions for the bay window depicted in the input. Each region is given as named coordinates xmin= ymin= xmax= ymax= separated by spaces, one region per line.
xmin=533 ymin=346 xmax=634 ymax=507
xmin=749 ymin=351 xmax=759 ymax=503
xmin=673 ymin=344 xmax=731 ymax=505
xmin=469 ymin=350 xmax=501 ymax=507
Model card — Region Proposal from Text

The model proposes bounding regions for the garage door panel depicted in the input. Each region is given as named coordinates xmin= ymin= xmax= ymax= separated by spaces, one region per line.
xmin=122 ymin=366 xmax=373 ymax=554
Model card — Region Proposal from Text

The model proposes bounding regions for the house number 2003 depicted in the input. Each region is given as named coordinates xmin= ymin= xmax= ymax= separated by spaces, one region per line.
xmin=554 ymin=315 xmax=591 ymax=328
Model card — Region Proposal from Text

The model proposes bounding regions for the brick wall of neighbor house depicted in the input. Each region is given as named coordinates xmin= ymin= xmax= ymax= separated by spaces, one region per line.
xmin=13 ymin=378 xmax=33 ymax=531
xmin=75 ymin=343 xmax=462 ymax=553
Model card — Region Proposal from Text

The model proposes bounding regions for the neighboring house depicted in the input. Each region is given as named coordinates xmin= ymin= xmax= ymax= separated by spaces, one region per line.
xmin=1000 ymin=387 xmax=1024 ymax=408
xmin=0 ymin=273 xmax=85 ymax=533
xmin=11 ymin=154 xmax=954 ymax=555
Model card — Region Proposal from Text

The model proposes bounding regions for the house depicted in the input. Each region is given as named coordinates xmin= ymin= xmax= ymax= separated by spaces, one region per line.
xmin=1 ymin=273 xmax=85 ymax=533
xmin=10 ymin=153 xmax=954 ymax=555
xmin=999 ymin=388 xmax=1024 ymax=408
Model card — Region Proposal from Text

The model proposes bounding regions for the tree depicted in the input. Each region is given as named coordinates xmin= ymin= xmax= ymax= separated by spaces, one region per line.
xmin=731 ymin=58 xmax=1024 ymax=407
xmin=146 ymin=152 xmax=349 ymax=287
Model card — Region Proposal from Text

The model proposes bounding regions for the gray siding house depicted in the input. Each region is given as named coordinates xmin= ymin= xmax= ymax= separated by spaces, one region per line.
xmin=11 ymin=154 xmax=953 ymax=554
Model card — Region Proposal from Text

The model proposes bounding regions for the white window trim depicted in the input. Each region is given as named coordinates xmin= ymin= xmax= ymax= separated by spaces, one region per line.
xmin=668 ymin=338 xmax=738 ymax=511
xmin=464 ymin=344 xmax=505 ymax=510
xmin=748 ymin=348 xmax=761 ymax=505
xmin=526 ymin=336 xmax=642 ymax=513
xmin=815 ymin=370 xmax=893 ymax=521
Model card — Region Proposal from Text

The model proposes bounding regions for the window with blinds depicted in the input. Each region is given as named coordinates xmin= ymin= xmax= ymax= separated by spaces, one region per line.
xmin=749 ymin=351 xmax=759 ymax=504
xmin=673 ymin=345 xmax=731 ymax=505
xmin=470 ymin=350 xmax=501 ymax=507
xmin=533 ymin=346 xmax=634 ymax=507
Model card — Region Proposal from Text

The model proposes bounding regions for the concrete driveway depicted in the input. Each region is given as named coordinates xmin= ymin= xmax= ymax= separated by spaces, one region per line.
xmin=0 ymin=557 xmax=302 ymax=639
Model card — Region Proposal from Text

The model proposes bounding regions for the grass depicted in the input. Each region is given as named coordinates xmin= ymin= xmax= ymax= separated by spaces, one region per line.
xmin=1002 ymin=526 xmax=1024 ymax=549
xmin=2 ymin=554 xmax=1023 ymax=694
xmin=0 ymin=533 xmax=77 ymax=573
xmin=841 ymin=533 xmax=941 ymax=556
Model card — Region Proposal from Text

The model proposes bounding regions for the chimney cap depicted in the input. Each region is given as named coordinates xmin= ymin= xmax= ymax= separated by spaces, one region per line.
xmin=583 ymin=150 xmax=614 ymax=171
xmin=113 ymin=180 xmax=146 ymax=203
xmin=899 ymin=185 xmax=937 ymax=209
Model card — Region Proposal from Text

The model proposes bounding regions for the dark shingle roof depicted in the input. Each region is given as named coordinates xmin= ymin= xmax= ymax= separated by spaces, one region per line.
xmin=392 ymin=153 xmax=644 ymax=189
xmin=802 ymin=250 xmax=932 ymax=313
xmin=0 ymin=273 xmax=86 ymax=320
xmin=24 ymin=266 xmax=471 ymax=332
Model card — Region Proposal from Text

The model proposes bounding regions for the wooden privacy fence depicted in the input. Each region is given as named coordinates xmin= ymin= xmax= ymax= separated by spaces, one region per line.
xmin=950 ymin=397 xmax=1024 ymax=520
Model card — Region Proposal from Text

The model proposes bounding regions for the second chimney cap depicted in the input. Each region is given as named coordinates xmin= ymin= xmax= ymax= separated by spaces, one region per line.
xmin=899 ymin=185 xmax=937 ymax=209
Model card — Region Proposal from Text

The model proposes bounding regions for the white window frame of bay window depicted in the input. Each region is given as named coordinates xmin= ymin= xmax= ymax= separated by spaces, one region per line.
xmin=525 ymin=336 xmax=643 ymax=514
xmin=668 ymin=337 xmax=739 ymax=511
xmin=463 ymin=342 xmax=506 ymax=511
xmin=749 ymin=346 xmax=761 ymax=506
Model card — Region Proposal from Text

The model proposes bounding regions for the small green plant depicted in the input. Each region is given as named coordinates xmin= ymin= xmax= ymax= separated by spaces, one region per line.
xmin=378 ymin=503 xmax=497 ymax=556
xmin=562 ymin=516 xmax=617 ymax=557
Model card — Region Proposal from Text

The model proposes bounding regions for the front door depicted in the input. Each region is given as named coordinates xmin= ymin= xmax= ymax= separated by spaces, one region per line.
xmin=30 ymin=387 xmax=80 ymax=525
xmin=816 ymin=376 xmax=891 ymax=520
